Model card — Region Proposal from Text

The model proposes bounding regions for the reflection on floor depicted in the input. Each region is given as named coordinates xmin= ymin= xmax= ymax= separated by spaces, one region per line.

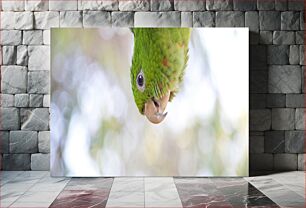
xmin=1 ymin=171 xmax=304 ymax=207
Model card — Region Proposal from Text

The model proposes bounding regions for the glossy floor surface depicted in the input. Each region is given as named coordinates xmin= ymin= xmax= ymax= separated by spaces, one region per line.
xmin=1 ymin=171 xmax=305 ymax=207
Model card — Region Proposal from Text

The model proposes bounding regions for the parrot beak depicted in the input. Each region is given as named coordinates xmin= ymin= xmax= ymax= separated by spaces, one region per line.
xmin=144 ymin=91 xmax=170 ymax=124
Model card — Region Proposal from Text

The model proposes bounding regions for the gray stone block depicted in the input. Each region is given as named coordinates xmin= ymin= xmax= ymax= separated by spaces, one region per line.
xmin=23 ymin=30 xmax=43 ymax=45
xmin=3 ymin=154 xmax=31 ymax=170
xmin=250 ymin=153 xmax=273 ymax=170
xmin=150 ymin=0 xmax=173 ymax=11
xmin=298 ymin=154 xmax=305 ymax=170
xmin=259 ymin=31 xmax=272 ymax=44
xmin=288 ymin=0 xmax=304 ymax=11
xmin=43 ymin=95 xmax=50 ymax=107
xmin=216 ymin=11 xmax=244 ymax=27
xmin=1 ymin=12 xmax=15 ymax=29
xmin=28 ymin=46 xmax=50 ymax=71
xmin=273 ymin=31 xmax=295 ymax=45
xmin=38 ymin=131 xmax=50 ymax=153
xmin=245 ymin=11 xmax=259 ymax=32
xmin=1 ymin=66 xmax=27 ymax=94
xmin=0 ymin=94 xmax=14 ymax=107
xmin=31 ymin=153 xmax=50 ymax=170
xmin=286 ymin=94 xmax=304 ymax=107
xmin=2 ymin=46 xmax=17 ymax=65
xmin=285 ymin=130 xmax=304 ymax=153
xmin=250 ymin=70 xmax=267 ymax=93
xmin=26 ymin=0 xmax=49 ymax=11
xmin=134 ymin=12 xmax=180 ymax=27
xmin=119 ymin=0 xmax=150 ymax=11
xmin=3 ymin=1 xmax=24 ymax=11
xmin=275 ymin=0 xmax=287 ymax=11
xmin=295 ymin=108 xmax=305 ymax=130
xmin=181 ymin=12 xmax=192 ymax=27
xmin=250 ymin=136 xmax=264 ymax=153
xmin=259 ymin=11 xmax=281 ymax=30
xmin=21 ymin=108 xmax=49 ymax=131
xmin=233 ymin=0 xmax=256 ymax=10
xmin=0 ymin=131 xmax=9 ymax=153
xmin=112 ymin=12 xmax=134 ymax=27
xmin=1 ymin=30 xmax=22 ymax=45
xmin=49 ymin=0 xmax=78 ymax=10
xmin=257 ymin=0 xmax=274 ymax=10
xmin=83 ymin=11 xmax=111 ymax=27
xmin=300 ymin=45 xmax=304 ymax=65
xmin=250 ymin=94 xmax=266 ymax=109
xmin=15 ymin=94 xmax=29 ymax=107
xmin=206 ymin=0 xmax=233 ymax=10
xmin=302 ymin=66 xmax=305 ymax=93
xmin=281 ymin=11 xmax=300 ymax=30
xmin=274 ymin=153 xmax=298 ymax=170
xmin=17 ymin=45 xmax=28 ymax=66
xmin=289 ymin=45 xmax=300 ymax=64
xmin=29 ymin=94 xmax=43 ymax=107
xmin=174 ymin=0 xmax=205 ymax=11
xmin=193 ymin=12 xmax=215 ymax=27
xmin=60 ymin=11 xmax=82 ymax=28
xmin=300 ymin=12 xmax=304 ymax=30
xmin=10 ymin=131 xmax=38 ymax=153
xmin=265 ymin=131 xmax=285 ymax=153
xmin=34 ymin=12 xmax=59 ymax=29
xmin=272 ymin=108 xmax=295 ymax=130
xmin=275 ymin=0 xmax=288 ymax=11
xmin=295 ymin=31 xmax=304 ymax=44
xmin=266 ymin=94 xmax=285 ymax=107
xmin=250 ymin=109 xmax=271 ymax=131
xmin=0 ymin=108 xmax=20 ymax=130
xmin=267 ymin=45 xmax=288 ymax=64
xmin=250 ymin=131 xmax=264 ymax=136
xmin=79 ymin=0 xmax=118 ymax=10
xmin=28 ymin=71 xmax=49 ymax=94
xmin=43 ymin=30 xmax=50 ymax=45
xmin=14 ymin=12 xmax=34 ymax=30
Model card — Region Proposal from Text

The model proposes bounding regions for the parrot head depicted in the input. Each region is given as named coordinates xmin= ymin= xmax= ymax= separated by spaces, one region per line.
xmin=130 ymin=60 xmax=171 ymax=124
xmin=130 ymin=28 xmax=190 ymax=124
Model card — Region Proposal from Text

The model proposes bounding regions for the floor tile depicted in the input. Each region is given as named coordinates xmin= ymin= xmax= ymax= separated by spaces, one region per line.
xmin=0 ymin=195 xmax=20 ymax=208
xmin=106 ymin=192 xmax=144 ymax=207
xmin=12 ymin=191 xmax=61 ymax=203
xmin=50 ymin=190 xmax=109 ymax=208
xmin=7 ymin=171 xmax=48 ymax=184
xmin=144 ymin=177 xmax=182 ymax=207
xmin=1 ymin=182 xmax=34 ymax=195
xmin=28 ymin=177 xmax=70 ymax=192
xmin=246 ymin=176 xmax=304 ymax=207
xmin=111 ymin=177 xmax=144 ymax=192
xmin=65 ymin=177 xmax=113 ymax=190
xmin=268 ymin=171 xmax=305 ymax=198
xmin=175 ymin=178 xmax=231 ymax=208
xmin=145 ymin=177 xmax=176 ymax=192
xmin=0 ymin=171 xmax=304 ymax=208
xmin=0 ymin=171 xmax=24 ymax=186
xmin=145 ymin=189 xmax=182 ymax=207
xmin=9 ymin=201 xmax=52 ymax=208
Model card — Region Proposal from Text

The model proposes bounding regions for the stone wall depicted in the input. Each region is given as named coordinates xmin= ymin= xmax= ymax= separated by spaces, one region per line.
xmin=0 ymin=0 xmax=304 ymax=173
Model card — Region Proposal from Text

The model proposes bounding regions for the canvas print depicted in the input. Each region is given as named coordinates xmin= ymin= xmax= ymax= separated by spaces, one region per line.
xmin=51 ymin=28 xmax=249 ymax=176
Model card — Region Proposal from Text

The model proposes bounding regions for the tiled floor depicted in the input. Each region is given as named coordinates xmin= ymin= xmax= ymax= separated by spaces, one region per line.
xmin=1 ymin=171 xmax=305 ymax=208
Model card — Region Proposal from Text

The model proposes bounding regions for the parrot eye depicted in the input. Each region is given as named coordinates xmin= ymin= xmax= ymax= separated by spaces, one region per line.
xmin=136 ymin=70 xmax=145 ymax=92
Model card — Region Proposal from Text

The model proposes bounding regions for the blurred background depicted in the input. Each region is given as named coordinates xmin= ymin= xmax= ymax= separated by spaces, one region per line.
xmin=51 ymin=28 xmax=248 ymax=177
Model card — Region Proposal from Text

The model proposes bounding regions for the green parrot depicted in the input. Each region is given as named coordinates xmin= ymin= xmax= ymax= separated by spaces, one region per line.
xmin=130 ymin=28 xmax=191 ymax=124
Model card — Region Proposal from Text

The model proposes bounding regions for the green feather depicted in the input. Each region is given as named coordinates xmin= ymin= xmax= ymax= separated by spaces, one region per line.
xmin=130 ymin=28 xmax=191 ymax=114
